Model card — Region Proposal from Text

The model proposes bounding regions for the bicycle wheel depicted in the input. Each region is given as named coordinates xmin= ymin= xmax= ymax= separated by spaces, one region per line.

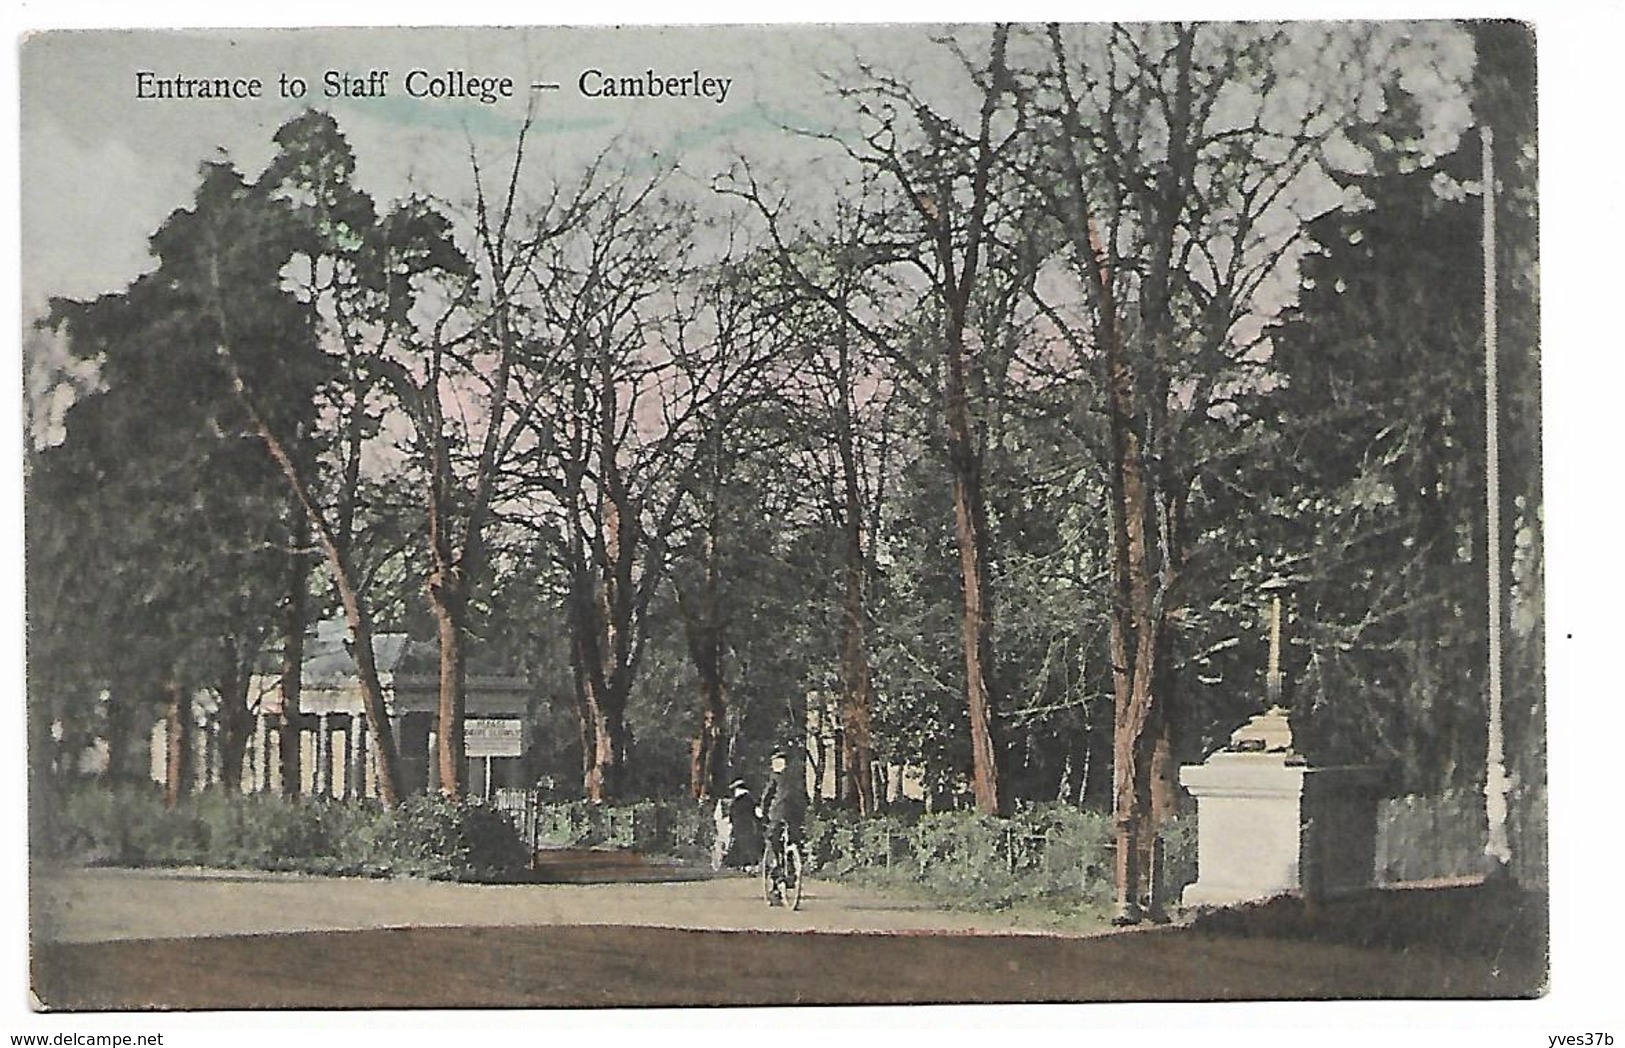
xmin=784 ymin=842 xmax=803 ymax=911
xmin=761 ymin=841 xmax=778 ymax=905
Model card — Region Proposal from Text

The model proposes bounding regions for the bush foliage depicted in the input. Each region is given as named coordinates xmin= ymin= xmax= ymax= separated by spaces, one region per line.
xmin=532 ymin=798 xmax=718 ymax=860
xmin=532 ymin=797 xmax=1193 ymax=914
xmin=43 ymin=785 xmax=1196 ymax=912
xmin=804 ymin=805 xmax=1172 ymax=912
xmin=46 ymin=784 xmax=528 ymax=879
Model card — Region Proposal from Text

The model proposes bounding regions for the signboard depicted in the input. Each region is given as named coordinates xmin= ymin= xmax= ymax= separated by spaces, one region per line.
xmin=465 ymin=718 xmax=524 ymax=758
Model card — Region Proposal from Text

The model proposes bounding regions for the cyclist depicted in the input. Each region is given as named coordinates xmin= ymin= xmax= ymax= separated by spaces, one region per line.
xmin=757 ymin=746 xmax=806 ymax=903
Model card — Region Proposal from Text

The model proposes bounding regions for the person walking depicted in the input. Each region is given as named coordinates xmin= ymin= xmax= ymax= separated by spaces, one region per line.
xmin=723 ymin=777 xmax=762 ymax=869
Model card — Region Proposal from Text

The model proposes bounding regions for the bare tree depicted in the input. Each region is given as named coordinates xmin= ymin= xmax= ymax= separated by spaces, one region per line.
xmin=726 ymin=27 xmax=1025 ymax=814
xmin=667 ymin=241 xmax=793 ymax=800
xmin=761 ymin=250 xmax=899 ymax=815
xmin=367 ymin=122 xmax=557 ymax=800
xmin=1029 ymin=21 xmax=1422 ymax=920
xmin=507 ymin=159 xmax=702 ymax=802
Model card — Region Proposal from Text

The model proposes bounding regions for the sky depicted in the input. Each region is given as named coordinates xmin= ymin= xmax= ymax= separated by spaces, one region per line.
xmin=15 ymin=19 xmax=1478 ymax=457
xmin=19 ymin=25 xmax=853 ymax=308
xmin=8 ymin=2 xmax=1625 ymax=1043
xmin=17 ymin=23 xmax=1476 ymax=313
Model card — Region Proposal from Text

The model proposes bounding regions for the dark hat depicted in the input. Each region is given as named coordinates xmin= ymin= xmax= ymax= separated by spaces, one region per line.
xmin=769 ymin=747 xmax=788 ymax=761
xmin=729 ymin=778 xmax=748 ymax=791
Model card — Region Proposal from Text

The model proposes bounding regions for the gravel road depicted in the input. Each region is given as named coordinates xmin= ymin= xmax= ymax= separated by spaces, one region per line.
xmin=28 ymin=863 xmax=1547 ymax=1009
xmin=32 ymin=863 xmax=1093 ymax=943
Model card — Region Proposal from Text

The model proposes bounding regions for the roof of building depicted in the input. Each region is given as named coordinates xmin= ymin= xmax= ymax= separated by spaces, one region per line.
xmin=301 ymin=617 xmax=435 ymax=684
xmin=256 ymin=617 xmax=529 ymax=717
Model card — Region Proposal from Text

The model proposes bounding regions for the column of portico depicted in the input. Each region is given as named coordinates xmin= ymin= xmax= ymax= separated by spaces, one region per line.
xmin=336 ymin=719 xmax=350 ymax=798
xmin=315 ymin=713 xmax=332 ymax=797
xmin=250 ymin=717 xmax=264 ymax=792
xmin=350 ymin=714 xmax=369 ymax=799
xmin=392 ymin=715 xmax=406 ymax=795
xmin=262 ymin=716 xmax=279 ymax=793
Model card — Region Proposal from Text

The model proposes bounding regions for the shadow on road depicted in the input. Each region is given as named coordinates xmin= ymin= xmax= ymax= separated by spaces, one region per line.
xmin=32 ymin=880 xmax=1547 ymax=1009
xmin=521 ymin=847 xmax=718 ymax=884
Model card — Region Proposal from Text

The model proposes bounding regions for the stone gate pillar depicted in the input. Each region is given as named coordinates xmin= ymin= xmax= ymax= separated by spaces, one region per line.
xmin=1180 ymin=706 xmax=1380 ymax=909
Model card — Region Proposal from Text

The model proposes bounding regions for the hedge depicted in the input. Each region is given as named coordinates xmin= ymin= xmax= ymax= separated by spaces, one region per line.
xmin=44 ymin=783 xmax=528 ymax=880
xmin=528 ymin=797 xmax=1194 ymax=913
xmin=43 ymin=785 xmax=1195 ymax=909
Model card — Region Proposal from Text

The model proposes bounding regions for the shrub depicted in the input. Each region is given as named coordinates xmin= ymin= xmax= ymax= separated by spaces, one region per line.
xmin=529 ymin=798 xmax=717 ymax=860
xmin=54 ymin=782 xmax=204 ymax=866
xmin=1158 ymin=815 xmax=1197 ymax=899
xmin=47 ymin=785 xmax=1191 ymax=908
xmin=540 ymin=797 xmax=1122 ymax=912
xmin=191 ymin=792 xmax=335 ymax=869
xmin=45 ymin=784 xmax=530 ymax=880
xmin=803 ymin=803 xmax=1175 ymax=915
xmin=662 ymin=799 xmax=719 ymax=862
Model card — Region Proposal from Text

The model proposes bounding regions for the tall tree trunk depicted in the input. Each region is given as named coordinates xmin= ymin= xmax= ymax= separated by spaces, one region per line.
xmin=422 ymin=148 xmax=521 ymax=805
xmin=944 ymin=330 xmax=1003 ymax=817
xmin=101 ymin=687 xmax=144 ymax=784
xmin=578 ymin=471 xmax=638 ymax=804
xmin=855 ymin=24 xmax=1011 ymax=819
xmin=1110 ymin=405 xmax=1164 ymax=923
xmin=1045 ymin=25 xmax=1196 ymax=925
xmin=571 ymin=565 xmax=629 ymax=805
xmin=681 ymin=484 xmax=730 ymax=802
xmin=222 ymin=357 xmax=405 ymax=806
xmin=332 ymin=580 xmax=405 ymax=806
xmin=427 ymin=432 xmax=468 ymax=801
xmin=683 ymin=563 xmax=729 ymax=802
xmin=1090 ymin=218 xmax=1161 ymax=923
xmin=430 ymin=586 xmax=468 ymax=800
xmin=425 ymin=372 xmax=472 ymax=802
xmin=1131 ymin=30 xmax=1195 ymax=890
xmin=216 ymin=648 xmax=255 ymax=795
xmin=934 ymin=26 xmax=1009 ymax=817
xmin=568 ymin=625 xmax=595 ymax=790
xmin=834 ymin=330 xmax=877 ymax=814
xmin=839 ymin=524 xmax=877 ymax=814
xmin=163 ymin=680 xmax=192 ymax=809
xmin=279 ymin=504 xmax=309 ymax=796
xmin=586 ymin=692 xmax=628 ymax=804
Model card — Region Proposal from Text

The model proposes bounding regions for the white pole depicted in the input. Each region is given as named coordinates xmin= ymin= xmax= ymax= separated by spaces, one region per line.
xmin=1267 ymin=595 xmax=1283 ymax=706
xmin=1482 ymin=125 xmax=1512 ymax=872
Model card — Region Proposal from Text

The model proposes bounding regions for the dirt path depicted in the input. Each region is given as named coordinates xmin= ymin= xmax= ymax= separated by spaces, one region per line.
xmin=32 ymin=864 xmax=1095 ymax=944
xmin=28 ymin=865 xmax=1547 ymax=1009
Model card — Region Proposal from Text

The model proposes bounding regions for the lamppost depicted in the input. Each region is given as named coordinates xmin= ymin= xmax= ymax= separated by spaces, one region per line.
xmin=1225 ymin=572 xmax=1299 ymax=757
xmin=1480 ymin=124 xmax=1512 ymax=880
xmin=1262 ymin=575 xmax=1289 ymax=711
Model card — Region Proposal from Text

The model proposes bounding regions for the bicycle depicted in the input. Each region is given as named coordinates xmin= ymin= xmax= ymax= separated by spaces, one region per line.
xmin=761 ymin=824 xmax=804 ymax=910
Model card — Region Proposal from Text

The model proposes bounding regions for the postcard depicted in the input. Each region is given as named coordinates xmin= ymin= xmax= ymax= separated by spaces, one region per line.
xmin=19 ymin=21 xmax=1547 ymax=1015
